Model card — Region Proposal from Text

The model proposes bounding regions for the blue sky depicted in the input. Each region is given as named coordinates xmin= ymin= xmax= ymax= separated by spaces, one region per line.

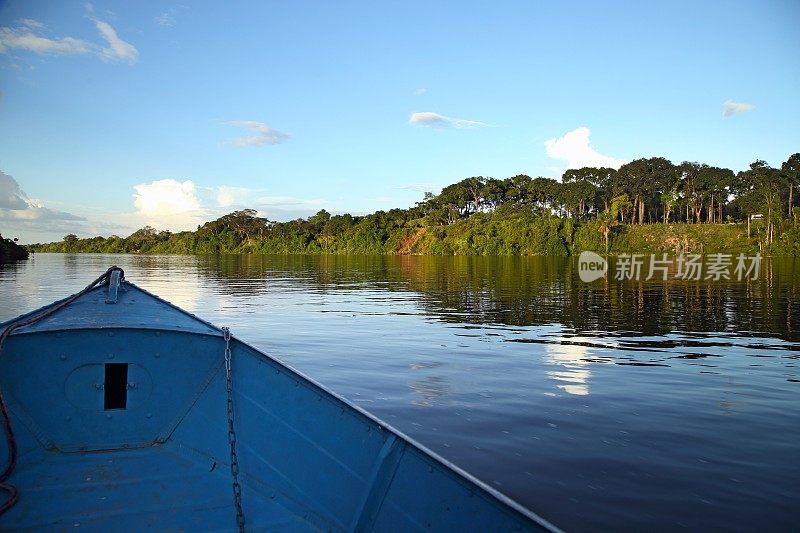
xmin=1 ymin=0 xmax=798 ymax=243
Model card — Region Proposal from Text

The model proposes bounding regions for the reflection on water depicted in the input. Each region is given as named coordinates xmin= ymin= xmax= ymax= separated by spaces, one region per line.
xmin=545 ymin=341 xmax=592 ymax=396
xmin=1 ymin=253 xmax=799 ymax=532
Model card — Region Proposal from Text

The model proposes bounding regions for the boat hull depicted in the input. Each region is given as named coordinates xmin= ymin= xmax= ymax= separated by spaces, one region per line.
xmin=0 ymin=281 xmax=557 ymax=531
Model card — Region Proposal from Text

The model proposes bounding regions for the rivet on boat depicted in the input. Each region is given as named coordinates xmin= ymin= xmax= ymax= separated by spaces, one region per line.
xmin=146 ymin=413 xmax=152 ymax=418
xmin=105 ymin=414 xmax=112 ymax=419
xmin=107 ymin=353 xmax=114 ymax=359
xmin=60 ymin=354 xmax=66 ymax=360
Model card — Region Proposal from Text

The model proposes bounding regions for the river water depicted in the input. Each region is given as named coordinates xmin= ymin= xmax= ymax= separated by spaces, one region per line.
xmin=1 ymin=253 xmax=798 ymax=530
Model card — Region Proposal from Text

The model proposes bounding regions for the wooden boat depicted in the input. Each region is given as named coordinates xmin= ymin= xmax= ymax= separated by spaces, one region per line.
xmin=0 ymin=267 xmax=558 ymax=531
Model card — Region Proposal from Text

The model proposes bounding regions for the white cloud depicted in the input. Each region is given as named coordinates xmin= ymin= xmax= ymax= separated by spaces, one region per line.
xmin=216 ymin=186 xmax=252 ymax=207
xmin=94 ymin=20 xmax=138 ymax=63
xmin=155 ymin=12 xmax=176 ymax=27
xmin=0 ymin=171 xmax=87 ymax=243
xmin=130 ymin=179 xmax=205 ymax=229
xmin=414 ymin=88 xmax=427 ymax=96
xmin=133 ymin=179 xmax=201 ymax=216
xmin=0 ymin=26 xmax=92 ymax=55
xmin=0 ymin=14 xmax=137 ymax=64
xmin=225 ymin=120 xmax=291 ymax=147
xmin=544 ymin=126 xmax=626 ymax=171
xmin=254 ymin=195 xmax=325 ymax=207
xmin=155 ymin=6 xmax=188 ymax=28
xmin=398 ymin=184 xmax=440 ymax=193
xmin=409 ymin=111 xmax=489 ymax=129
xmin=0 ymin=171 xmax=29 ymax=209
xmin=19 ymin=19 xmax=45 ymax=30
xmin=723 ymin=99 xmax=754 ymax=117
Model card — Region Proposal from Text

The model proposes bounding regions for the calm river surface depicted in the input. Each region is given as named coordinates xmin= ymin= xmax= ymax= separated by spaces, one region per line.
xmin=1 ymin=253 xmax=798 ymax=531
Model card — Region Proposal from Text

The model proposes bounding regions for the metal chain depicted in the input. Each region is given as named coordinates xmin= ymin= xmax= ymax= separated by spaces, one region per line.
xmin=222 ymin=327 xmax=245 ymax=532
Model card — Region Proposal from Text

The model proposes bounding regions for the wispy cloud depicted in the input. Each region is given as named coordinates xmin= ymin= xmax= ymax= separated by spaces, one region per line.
xmin=0 ymin=12 xmax=138 ymax=64
xmin=155 ymin=6 xmax=188 ymax=28
xmin=225 ymin=120 xmax=291 ymax=147
xmin=414 ymin=88 xmax=427 ymax=96
xmin=723 ymin=99 xmax=754 ymax=118
xmin=544 ymin=126 xmax=626 ymax=171
xmin=94 ymin=20 xmax=138 ymax=63
xmin=19 ymin=19 xmax=45 ymax=30
xmin=398 ymin=184 xmax=439 ymax=193
xmin=155 ymin=12 xmax=176 ymax=27
xmin=409 ymin=111 xmax=489 ymax=129
xmin=254 ymin=195 xmax=326 ymax=207
xmin=216 ymin=186 xmax=252 ymax=207
xmin=0 ymin=24 xmax=92 ymax=55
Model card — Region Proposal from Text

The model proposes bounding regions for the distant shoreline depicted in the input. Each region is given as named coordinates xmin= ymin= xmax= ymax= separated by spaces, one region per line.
xmin=26 ymin=218 xmax=798 ymax=257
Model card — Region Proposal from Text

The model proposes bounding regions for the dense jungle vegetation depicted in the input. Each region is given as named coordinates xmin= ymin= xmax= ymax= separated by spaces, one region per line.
xmin=29 ymin=154 xmax=800 ymax=256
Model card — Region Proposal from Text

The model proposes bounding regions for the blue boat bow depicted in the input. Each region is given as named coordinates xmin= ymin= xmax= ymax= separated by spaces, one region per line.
xmin=0 ymin=267 xmax=559 ymax=532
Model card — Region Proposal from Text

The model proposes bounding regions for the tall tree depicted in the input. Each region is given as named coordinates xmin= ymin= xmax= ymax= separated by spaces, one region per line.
xmin=677 ymin=162 xmax=708 ymax=222
xmin=562 ymin=167 xmax=615 ymax=212
xmin=735 ymin=160 xmax=784 ymax=244
xmin=696 ymin=167 xmax=735 ymax=223
xmin=459 ymin=176 xmax=486 ymax=214
xmin=616 ymin=158 xmax=676 ymax=223
xmin=782 ymin=153 xmax=800 ymax=217
xmin=482 ymin=178 xmax=507 ymax=210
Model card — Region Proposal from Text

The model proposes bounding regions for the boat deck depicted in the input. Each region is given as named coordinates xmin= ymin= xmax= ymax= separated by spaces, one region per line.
xmin=4 ymin=443 xmax=317 ymax=532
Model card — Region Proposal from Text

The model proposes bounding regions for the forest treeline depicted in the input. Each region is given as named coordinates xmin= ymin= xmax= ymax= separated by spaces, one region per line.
xmin=30 ymin=154 xmax=800 ymax=256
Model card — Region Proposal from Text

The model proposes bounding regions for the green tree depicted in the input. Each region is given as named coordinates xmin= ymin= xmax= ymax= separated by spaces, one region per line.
xmin=735 ymin=160 xmax=784 ymax=245
xmin=562 ymin=167 xmax=616 ymax=212
xmin=696 ymin=166 xmax=735 ymax=223
xmin=782 ymin=153 xmax=800 ymax=217
xmin=615 ymin=159 xmax=678 ymax=224
xmin=63 ymin=234 xmax=79 ymax=252
xmin=677 ymin=162 xmax=708 ymax=222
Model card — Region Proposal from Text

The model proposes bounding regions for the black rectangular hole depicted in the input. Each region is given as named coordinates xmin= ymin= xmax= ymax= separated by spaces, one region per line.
xmin=104 ymin=363 xmax=128 ymax=410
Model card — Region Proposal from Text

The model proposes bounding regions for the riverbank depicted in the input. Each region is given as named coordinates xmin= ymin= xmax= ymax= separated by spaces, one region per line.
xmin=27 ymin=212 xmax=800 ymax=256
